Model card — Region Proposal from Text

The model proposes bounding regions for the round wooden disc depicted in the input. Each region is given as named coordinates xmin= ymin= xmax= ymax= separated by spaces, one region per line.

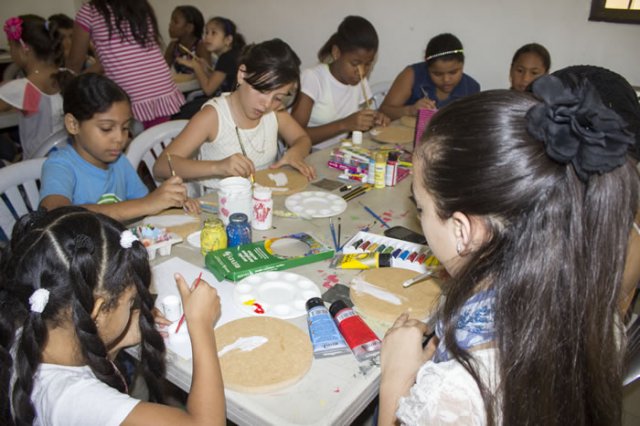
xmin=215 ymin=317 xmax=313 ymax=393
xmin=350 ymin=267 xmax=441 ymax=324
xmin=400 ymin=115 xmax=417 ymax=128
xmin=254 ymin=168 xmax=308 ymax=196
xmin=370 ymin=126 xmax=414 ymax=144
xmin=143 ymin=209 xmax=201 ymax=239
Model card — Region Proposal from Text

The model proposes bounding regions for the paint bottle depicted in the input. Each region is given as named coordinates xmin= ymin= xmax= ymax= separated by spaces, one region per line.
xmin=251 ymin=186 xmax=273 ymax=230
xmin=367 ymin=156 xmax=376 ymax=184
xmin=329 ymin=300 xmax=381 ymax=361
xmin=374 ymin=151 xmax=387 ymax=189
xmin=306 ymin=298 xmax=351 ymax=358
xmin=226 ymin=213 xmax=252 ymax=247
xmin=329 ymin=252 xmax=392 ymax=269
xmin=385 ymin=153 xmax=398 ymax=187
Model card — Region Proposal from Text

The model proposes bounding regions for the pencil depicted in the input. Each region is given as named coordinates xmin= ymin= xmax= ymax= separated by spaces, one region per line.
xmin=234 ymin=126 xmax=255 ymax=184
xmin=358 ymin=201 xmax=391 ymax=229
xmin=175 ymin=272 xmax=202 ymax=333
xmin=178 ymin=44 xmax=214 ymax=72
xmin=357 ymin=65 xmax=371 ymax=109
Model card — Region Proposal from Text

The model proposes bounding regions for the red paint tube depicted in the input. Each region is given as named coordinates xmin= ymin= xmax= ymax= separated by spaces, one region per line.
xmin=329 ymin=300 xmax=381 ymax=362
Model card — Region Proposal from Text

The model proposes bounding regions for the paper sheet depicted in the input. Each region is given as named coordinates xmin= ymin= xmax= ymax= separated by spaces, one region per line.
xmin=152 ymin=257 xmax=247 ymax=359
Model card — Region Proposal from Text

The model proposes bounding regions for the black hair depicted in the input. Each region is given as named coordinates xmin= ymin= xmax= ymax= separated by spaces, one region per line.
xmin=63 ymin=73 xmax=130 ymax=122
xmin=174 ymin=6 xmax=204 ymax=39
xmin=511 ymin=43 xmax=551 ymax=72
xmin=209 ymin=16 xmax=246 ymax=51
xmin=425 ymin=33 xmax=464 ymax=66
xmin=317 ymin=15 xmax=379 ymax=63
xmin=0 ymin=207 xmax=165 ymax=425
xmin=11 ymin=14 xmax=73 ymax=89
xmin=91 ymin=0 xmax=161 ymax=47
xmin=553 ymin=65 xmax=640 ymax=161
xmin=47 ymin=13 xmax=74 ymax=31
xmin=416 ymin=88 xmax=638 ymax=424
xmin=239 ymin=38 xmax=301 ymax=94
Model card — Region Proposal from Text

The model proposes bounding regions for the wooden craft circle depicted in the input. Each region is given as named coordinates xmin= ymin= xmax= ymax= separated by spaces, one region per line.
xmin=143 ymin=209 xmax=201 ymax=239
xmin=370 ymin=126 xmax=414 ymax=144
xmin=254 ymin=168 xmax=308 ymax=196
xmin=172 ymin=73 xmax=195 ymax=83
xmin=215 ymin=317 xmax=313 ymax=393
xmin=350 ymin=267 xmax=441 ymax=324
xmin=400 ymin=115 xmax=417 ymax=128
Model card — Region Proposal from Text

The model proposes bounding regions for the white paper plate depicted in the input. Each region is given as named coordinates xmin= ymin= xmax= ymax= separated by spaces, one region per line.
xmin=233 ymin=271 xmax=321 ymax=319
xmin=187 ymin=231 xmax=201 ymax=248
xmin=284 ymin=191 xmax=347 ymax=218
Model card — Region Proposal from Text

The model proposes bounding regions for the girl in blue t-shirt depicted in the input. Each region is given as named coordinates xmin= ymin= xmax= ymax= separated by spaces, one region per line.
xmin=39 ymin=73 xmax=199 ymax=221
xmin=380 ymin=33 xmax=480 ymax=120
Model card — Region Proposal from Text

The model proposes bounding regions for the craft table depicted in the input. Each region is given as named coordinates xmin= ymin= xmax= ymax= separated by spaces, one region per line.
xmin=148 ymin=137 xmax=421 ymax=425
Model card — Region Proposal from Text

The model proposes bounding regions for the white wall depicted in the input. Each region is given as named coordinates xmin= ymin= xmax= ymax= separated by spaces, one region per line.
xmin=2 ymin=0 xmax=639 ymax=88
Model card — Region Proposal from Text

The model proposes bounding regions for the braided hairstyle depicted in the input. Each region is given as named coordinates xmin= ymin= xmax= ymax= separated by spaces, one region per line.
xmin=0 ymin=207 xmax=165 ymax=425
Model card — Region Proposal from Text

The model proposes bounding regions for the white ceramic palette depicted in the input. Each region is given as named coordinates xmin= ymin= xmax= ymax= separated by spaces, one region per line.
xmin=233 ymin=271 xmax=320 ymax=319
xmin=284 ymin=191 xmax=347 ymax=218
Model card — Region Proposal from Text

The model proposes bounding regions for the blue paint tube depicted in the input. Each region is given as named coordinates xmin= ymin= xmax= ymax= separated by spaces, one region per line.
xmin=306 ymin=297 xmax=351 ymax=358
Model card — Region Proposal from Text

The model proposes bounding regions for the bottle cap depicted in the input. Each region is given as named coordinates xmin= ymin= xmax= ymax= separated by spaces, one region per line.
xmin=229 ymin=212 xmax=248 ymax=223
xmin=329 ymin=300 xmax=349 ymax=317
xmin=305 ymin=297 xmax=326 ymax=311
xmin=388 ymin=152 xmax=398 ymax=162
xmin=379 ymin=253 xmax=392 ymax=267
xmin=253 ymin=186 xmax=272 ymax=200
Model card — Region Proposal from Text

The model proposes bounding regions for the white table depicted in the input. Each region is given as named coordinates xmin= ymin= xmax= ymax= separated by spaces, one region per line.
xmin=150 ymin=139 xmax=421 ymax=425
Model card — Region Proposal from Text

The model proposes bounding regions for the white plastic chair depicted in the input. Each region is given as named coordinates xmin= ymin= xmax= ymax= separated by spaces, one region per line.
xmin=0 ymin=157 xmax=45 ymax=238
xmin=370 ymin=80 xmax=392 ymax=110
xmin=125 ymin=120 xmax=188 ymax=187
xmin=32 ymin=128 xmax=68 ymax=158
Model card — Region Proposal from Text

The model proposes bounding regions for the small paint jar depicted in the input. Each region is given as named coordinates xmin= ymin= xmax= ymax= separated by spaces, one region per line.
xmin=329 ymin=300 xmax=381 ymax=362
xmin=226 ymin=213 xmax=252 ymax=248
xmin=200 ymin=217 xmax=227 ymax=255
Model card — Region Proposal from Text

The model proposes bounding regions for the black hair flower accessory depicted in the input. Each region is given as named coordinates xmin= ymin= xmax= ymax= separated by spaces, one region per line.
xmin=526 ymin=75 xmax=634 ymax=181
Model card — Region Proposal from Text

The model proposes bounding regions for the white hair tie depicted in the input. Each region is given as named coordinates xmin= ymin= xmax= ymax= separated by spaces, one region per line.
xmin=120 ymin=230 xmax=139 ymax=249
xmin=29 ymin=289 xmax=50 ymax=314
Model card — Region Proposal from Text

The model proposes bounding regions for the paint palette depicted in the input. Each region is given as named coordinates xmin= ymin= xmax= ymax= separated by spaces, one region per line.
xmin=342 ymin=231 xmax=438 ymax=273
xmin=285 ymin=191 xmax=347 ymax=218
xmin=233 ymin=271 xmax=321 ymax=319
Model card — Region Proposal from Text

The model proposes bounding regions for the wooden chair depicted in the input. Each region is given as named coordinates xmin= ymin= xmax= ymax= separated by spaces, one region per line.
xmin=0 ymin=158 xmax=45 ymax=239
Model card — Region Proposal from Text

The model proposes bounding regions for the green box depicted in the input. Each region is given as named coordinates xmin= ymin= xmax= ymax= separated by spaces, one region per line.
xmin=205 ymin=233 xmax=334 ymax=282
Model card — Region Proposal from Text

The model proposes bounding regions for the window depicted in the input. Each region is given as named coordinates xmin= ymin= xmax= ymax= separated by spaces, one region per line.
xmin=590 ymin=0 xmax=640 ymax=24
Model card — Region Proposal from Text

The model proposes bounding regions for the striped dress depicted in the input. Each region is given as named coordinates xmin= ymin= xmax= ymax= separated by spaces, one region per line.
xmin=75 ymin=3 xmax=185 ymax=122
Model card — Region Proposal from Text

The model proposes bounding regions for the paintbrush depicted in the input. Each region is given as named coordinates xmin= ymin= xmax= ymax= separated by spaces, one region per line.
xmin=178 ymin=44 xmax=214 ymax=72
xmin=175 ymin=272 xmax=202 ymax=333
xmin=402 ymin=269 xmax=436 ymax=288
xmin=167 ymin=153 xmax=176 ymax=177
xmin=358 ymin=201 xmax=391 ymax=229
xmin=234 ymin=126 xmax=255 ymax=184
xmin=357 ymin=65 xmax=371 ymax=110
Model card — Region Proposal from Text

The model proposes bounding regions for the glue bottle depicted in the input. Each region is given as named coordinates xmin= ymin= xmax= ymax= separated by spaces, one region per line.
xmin=329 ymin=300 xmax=381 ymax=361
xmin=374 ymin=151 xmax=387 ymax=189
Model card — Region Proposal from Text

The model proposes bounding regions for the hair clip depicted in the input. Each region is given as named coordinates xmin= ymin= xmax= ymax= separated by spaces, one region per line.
xmin=120 ymin=230 xmax=139 ymax=248
xmin=29 ymin=288 xmax=50 ymax=314
xmin=4 ymin=17 xmax=25 ymax=48
xmin=426 ymin=49 xmax=464 ymax=62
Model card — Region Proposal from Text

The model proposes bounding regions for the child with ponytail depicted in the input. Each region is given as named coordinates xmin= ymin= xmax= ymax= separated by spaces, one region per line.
xmin=0 ymin=15 xmax=73 ymax=159
xmin=0 ymin=206 xmax=225 ymax=426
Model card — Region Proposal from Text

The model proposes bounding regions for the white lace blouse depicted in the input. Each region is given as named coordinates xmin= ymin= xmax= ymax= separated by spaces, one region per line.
xmin=396 ymin=348 xmax=499 ymax=425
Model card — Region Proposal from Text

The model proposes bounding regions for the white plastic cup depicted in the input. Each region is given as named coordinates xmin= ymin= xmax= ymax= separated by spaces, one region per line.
xmin=352 ymin=130 xmax=363 ymax=145
xmin=161 ymin=295 xmax=182 ymax=322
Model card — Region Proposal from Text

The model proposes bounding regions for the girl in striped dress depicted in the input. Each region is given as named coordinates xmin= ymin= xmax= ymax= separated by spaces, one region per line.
xmin=67 ymin=0 xmax=185 ymax=129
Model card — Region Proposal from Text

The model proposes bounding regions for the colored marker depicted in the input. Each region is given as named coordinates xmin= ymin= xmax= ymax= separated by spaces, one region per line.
xmin=407 ymin=251 xmax=418 ymax=262
xmin=399 ymin=250 xmax=411 ymax=260
xmin=391 ymin=248 xmax=402 ymax=258
xmin=360 ymin=241 xmax=371 ymax=251
xmin=352 ymin=239 xmax=364 ymax=249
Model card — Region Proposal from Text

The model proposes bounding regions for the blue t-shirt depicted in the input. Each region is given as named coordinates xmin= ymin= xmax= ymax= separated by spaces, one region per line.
xmin=40 ymin=144 xmax=148 ymax=205
xmin=408 ymin=62 xmax=480 ymax=108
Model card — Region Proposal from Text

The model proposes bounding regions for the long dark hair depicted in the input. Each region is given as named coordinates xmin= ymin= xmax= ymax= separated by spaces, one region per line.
xmin=174 ymin=6 xmax=204 ymax=39
xmin=511 ymin=42 xmax=551 ymax=72
xmin=416 ymin=88 xmax=638 ymax=424
xmin=239 ymin=38 xmax=300 ymax=93
xmin=63 ymin=73 xmax=129 ymax=122
xmin=12 ymin=14 xmax=73 ymax=90
xmin=317 ymin=15 xmax=378 ymax=62
xmin=209 ymin=16 xmax=246 ymax=51
xmin=425 ymin=33 xmax=464 ymax=66
xmin=91 ymin=0 xmax=161 ymax=47
xmin=0 ymin=207 xmax=166 ymax=425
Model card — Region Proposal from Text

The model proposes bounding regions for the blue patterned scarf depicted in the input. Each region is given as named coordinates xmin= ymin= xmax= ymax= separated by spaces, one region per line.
xmin=433 ymin=289 xmax=495 ymax=363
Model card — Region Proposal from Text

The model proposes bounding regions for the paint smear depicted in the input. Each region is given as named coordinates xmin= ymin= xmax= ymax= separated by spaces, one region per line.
xmin=218 ymin=336 xmax=268 ymax=357
xmin=268 ymin=172 xmax=288 ymax=187
xmin=351 ymin=276 xmax=405 ymax=305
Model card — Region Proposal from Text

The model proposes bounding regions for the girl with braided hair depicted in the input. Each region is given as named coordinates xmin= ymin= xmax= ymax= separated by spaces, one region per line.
xmin=379 ymin=75 xmax=639 ymax=425
xmin=0 ymin=207 xmax=225 ymax=426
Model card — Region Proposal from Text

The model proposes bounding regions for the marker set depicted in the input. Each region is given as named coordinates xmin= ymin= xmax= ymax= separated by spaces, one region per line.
xmin=342 ymin=231 xmax=439 ymax=273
